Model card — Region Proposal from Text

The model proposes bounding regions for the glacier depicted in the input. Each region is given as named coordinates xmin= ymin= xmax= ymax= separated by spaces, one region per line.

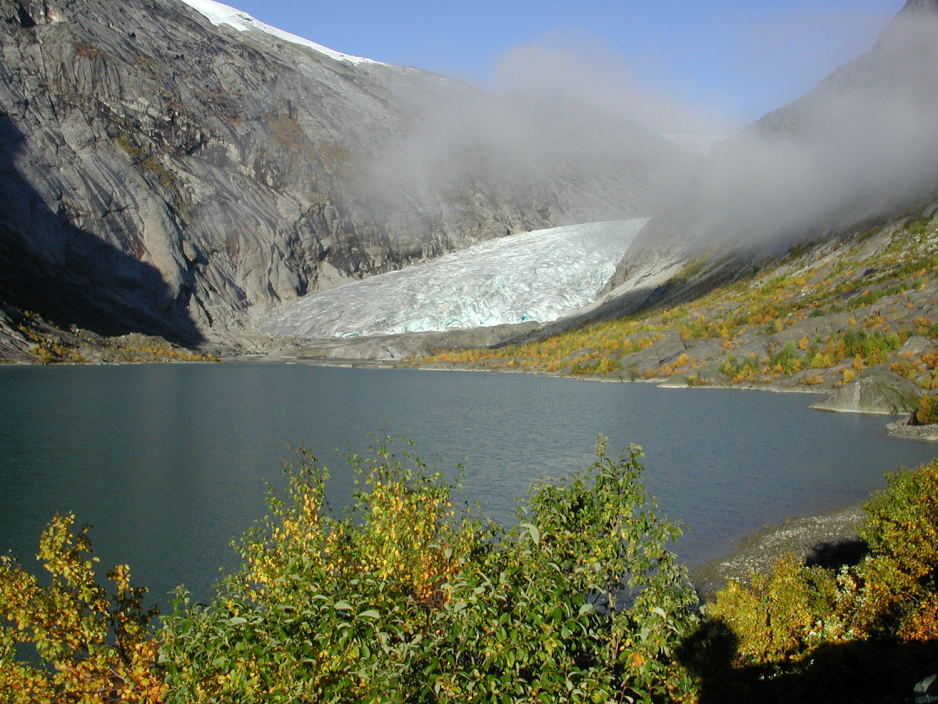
xmin=263 ymin=219 xmax=649 ymax=339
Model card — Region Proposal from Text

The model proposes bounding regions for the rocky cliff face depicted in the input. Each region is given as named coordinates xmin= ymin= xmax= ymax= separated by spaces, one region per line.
xmin=605 ymin=0 xmax=938 ymax=299
xmin=0 ymin=0 xmax=690 ymax=341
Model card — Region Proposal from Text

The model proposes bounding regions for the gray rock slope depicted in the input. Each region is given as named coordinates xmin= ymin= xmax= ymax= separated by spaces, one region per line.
xmin=604 ymin=0 xmax=938 ymax=304
xmin=810 ymin=368 xmax=923 ymax=415
xmin=0 ymin=0 xmax=691 ymax=341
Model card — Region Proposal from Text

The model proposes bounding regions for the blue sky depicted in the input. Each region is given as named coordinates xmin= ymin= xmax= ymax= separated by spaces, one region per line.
xmin=218 ymin=0 xmax=906 ymax=132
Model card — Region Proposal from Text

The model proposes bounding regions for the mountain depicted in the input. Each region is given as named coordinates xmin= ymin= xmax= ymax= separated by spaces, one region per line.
xmin=0 ymin=0 xmax=692 ymax=344
xmin=601 ymin=0 xmax=938 ymax=311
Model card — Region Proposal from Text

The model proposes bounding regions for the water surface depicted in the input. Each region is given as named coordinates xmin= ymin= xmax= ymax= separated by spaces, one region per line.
xmin=1 ymin=363 xmax=935 ymax=607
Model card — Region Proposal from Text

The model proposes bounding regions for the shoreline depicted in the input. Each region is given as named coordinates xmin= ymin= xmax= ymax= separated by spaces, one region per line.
xmin=690 ymin=503 xmax=867 ymax=602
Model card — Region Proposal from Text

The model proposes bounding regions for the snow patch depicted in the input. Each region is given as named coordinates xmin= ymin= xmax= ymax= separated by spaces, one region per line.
xmin=179 ymin=0 xmax=378 ymax=65
xmin=263 ymin=219 xmax=649 ymax=339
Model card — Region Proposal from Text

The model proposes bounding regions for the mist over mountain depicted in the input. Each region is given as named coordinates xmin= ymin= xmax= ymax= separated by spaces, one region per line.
xmin=4 ymin=0 xmax=935 ymax=352
xmin=0 ymin=0 xmax=691 ymax=341
xmin=607 ymin=0 xmax=938 ymax=294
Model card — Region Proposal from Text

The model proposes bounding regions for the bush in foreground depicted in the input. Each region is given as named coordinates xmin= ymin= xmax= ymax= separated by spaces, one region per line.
xmin=0 ymin=515 xmax=164 ymax=702
xmin=701 ymin=457 xmax=938 ymax=701
xmin=1 ymin=438 xmax=700 ymax=702
xmin=9 ymin=442 xmax=938 ymax=702
xmin=159 ymin=438 xmax=699 ymax=703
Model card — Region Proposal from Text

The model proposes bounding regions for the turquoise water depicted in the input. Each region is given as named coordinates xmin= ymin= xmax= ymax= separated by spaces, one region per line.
xmin=1 ymin=363 xmax=936 ymax=608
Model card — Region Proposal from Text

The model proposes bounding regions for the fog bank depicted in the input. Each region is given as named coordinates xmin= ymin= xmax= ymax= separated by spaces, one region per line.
xmin=676 ymin=10 xmax=938 ymax=247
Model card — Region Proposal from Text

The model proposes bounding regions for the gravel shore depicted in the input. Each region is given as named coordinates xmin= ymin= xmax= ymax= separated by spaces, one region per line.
xmin=690 ymin=504 xmax=867 ymax=602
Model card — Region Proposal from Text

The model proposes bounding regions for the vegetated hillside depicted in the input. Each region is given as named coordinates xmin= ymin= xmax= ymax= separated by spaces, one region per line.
xmin=0 ymin=0 xmax=692 ymax=347
xmin=422 ymin=200 xmax=938 ymax=410
xmin=601 ymin=0 xmax=938 ymax=315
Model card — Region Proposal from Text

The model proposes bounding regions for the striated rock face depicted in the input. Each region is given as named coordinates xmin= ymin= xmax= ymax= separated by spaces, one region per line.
xmin=0 ymin=305 xmax=32 ymax=361
xmin=0 ymin=0 xmax=690 ymax=341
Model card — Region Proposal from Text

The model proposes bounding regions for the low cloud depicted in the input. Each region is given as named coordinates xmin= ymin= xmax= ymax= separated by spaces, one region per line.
xmin=490 ymin=31 xmax=734 ymax=136
xmin=364 ymin=6 xmax=937 ymax=250
xmin=681 ymin=12 xmax=938 ymax=246
xmin=361 ymin=70 xmax=696 ymax=232
xmin=725 ymin=6 xmax=897 ymax=110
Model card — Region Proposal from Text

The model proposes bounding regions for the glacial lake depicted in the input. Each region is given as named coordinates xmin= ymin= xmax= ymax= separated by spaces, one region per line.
xmin=1 ymin=363 xmax=937 ymax=609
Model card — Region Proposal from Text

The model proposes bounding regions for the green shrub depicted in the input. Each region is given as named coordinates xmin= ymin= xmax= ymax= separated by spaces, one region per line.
xmin=709 ymin=457 xmax=938 ymax=672
xmin=914 ymin=395 xmax=938 ymax=425
xmin=710 ymin=555 xmax=842 ymax=666
xmin=0 ymin=515 xmax=164 ymax=702
xmin=842 ymin=329 xmax=901 ymax=361
xmin=854 ymin=289 xmax=886 ymax=307
xmin=571 ymin=357 xmax=622 ymax=375
xmin=160 ymin=438 xmax=700 ymax=703
xmin=768 ymin=340 xmax=799 ymax=373
xmin=720 ymin=354 xmax=739 ymax=377
xmin=855 ymin=459 xmax=938 ymax=637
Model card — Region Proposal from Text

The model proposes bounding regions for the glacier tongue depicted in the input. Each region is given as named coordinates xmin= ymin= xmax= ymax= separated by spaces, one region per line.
xmin=263 ymin=219 xmax=649 ymax=339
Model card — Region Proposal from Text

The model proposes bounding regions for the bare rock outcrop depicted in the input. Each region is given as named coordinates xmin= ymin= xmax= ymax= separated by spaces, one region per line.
xmin=810 ymin=367 xmax=923 ymax=415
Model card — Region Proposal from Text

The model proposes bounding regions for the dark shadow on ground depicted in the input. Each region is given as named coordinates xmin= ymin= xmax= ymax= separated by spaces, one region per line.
xmin=681 ymin=622 xmax=938 ymax=704
xmin=680 ymin=620 xmax=938 ymax=704
xmin=0 ymin=113 xmax=203 ymax=344
xmin=806 ymin=539 xmax=868 ymax=570
xmin=684 ymin=530 xmax=938 ymax=703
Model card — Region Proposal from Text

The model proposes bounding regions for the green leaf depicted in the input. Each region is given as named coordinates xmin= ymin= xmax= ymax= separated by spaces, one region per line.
xmin=520 ymin=522 xmax=540 ymax=546
xmin=333 ymin=601 xmax=353 ymax=611
xmin=227 ymin=616 xmax=247 ymax=626
xmin=359 ymin=610 xmax=380 ymax=619
xmin=578 ymin=603 xmax=594 ymax=616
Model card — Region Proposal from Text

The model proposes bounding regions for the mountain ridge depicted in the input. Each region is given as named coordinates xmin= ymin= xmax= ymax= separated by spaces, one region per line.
xmin=601 ymin=0 xmax=938 ymax=310
xmin=0 ymin=0 xmax=690 ymax=345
